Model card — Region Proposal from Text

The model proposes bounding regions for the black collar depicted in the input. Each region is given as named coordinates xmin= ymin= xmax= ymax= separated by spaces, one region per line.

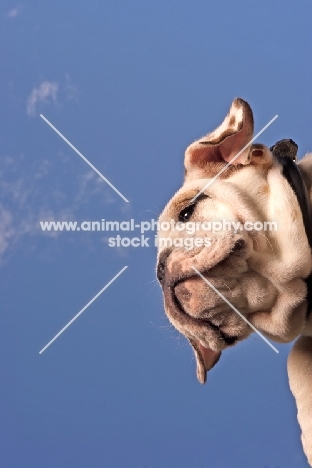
xmin=277 ymin=156 xmax=312 ymax=317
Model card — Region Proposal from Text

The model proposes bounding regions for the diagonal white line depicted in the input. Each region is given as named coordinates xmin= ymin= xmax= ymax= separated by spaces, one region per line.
xmin=191 ymin=115 xmax=278 ymax=203
xmin=39 ymin=266 xmax=128 ymax=354
xmin=191 ymin=267 xmax=279 ymax=353
xmin=40 ymin=114 xmax=129 ymax=203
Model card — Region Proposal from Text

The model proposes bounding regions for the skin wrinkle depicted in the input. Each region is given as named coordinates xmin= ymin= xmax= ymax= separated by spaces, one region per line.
xmin=156 ymin=98 xmax=312 ymax=465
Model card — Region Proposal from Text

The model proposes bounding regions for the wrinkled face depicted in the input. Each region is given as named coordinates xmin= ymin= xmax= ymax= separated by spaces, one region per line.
xmin=156 ymin=98 xmax=312 ymax=383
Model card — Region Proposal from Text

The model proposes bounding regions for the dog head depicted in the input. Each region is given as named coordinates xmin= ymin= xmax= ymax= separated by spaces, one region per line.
xmin=156 ymin=98 xmax=312 ymax=383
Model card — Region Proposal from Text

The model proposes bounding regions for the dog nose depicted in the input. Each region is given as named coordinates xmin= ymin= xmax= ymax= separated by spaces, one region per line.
xmin=157 ymin=250 xmax=170 ymax=284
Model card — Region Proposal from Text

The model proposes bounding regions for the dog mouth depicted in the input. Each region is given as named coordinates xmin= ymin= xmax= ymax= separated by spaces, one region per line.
xmin=161 ymin=238 xmax=247 ymax=345
xmin=166 ymin=275 xmax=239 ymax=384
xmin=166 ymin=275 xmax=240 ymax=383
xmin=158 ymin=237 xmax=250 ymax=370
xmin=158 ymin=235 xmax=251 ymax=383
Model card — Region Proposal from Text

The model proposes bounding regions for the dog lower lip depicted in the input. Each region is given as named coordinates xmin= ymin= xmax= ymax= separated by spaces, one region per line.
xmin=172 ymin=292 xmax=223 ymax=333
xmin=202 ymin=321 xmax=237 ymax=344
xmin=170 ymin=288 xmax=239 ymax=348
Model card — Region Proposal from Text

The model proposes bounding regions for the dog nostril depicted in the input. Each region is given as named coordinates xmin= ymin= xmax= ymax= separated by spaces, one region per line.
xmin=157 ymin=250 xmax=170 ymax=283
xmin=157 ymin=260 xmax=166 ymax=283
xmin=233 ymin=239 xmax=246 ymax=252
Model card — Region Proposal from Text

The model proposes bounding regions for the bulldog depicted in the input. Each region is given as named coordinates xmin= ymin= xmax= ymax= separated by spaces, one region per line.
xmin=156 ymin=98 xmax=312 ymax=465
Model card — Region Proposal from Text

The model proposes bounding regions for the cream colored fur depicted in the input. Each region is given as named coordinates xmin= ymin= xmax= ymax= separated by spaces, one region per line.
xmin=156 ymin=100 xmax=312 ymax=466
xmin=288 ymin=153 xmax=312 ymax=466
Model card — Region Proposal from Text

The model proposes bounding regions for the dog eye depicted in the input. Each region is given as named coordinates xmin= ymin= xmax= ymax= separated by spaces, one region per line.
xmin=178 ymin=204 xmax=196 ymax=222
xmin=178 ymin=194 xmax=209 ymax=223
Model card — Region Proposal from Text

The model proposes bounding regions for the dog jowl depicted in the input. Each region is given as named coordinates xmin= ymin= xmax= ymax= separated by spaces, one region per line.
xmin=156 ymin=98 xmax=312 ymax=385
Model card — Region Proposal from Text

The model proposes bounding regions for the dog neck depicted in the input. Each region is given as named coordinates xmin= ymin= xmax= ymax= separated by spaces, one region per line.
xmin=279 ymin=156 xmax=312 ymax=317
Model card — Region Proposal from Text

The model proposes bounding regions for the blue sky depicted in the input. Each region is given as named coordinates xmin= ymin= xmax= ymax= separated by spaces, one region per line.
xmin=1 ymin=1 xmax=312 ymax=467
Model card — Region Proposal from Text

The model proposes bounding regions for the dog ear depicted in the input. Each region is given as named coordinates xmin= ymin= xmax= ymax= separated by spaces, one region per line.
xmin=188 ymin=338 xmax=221 ymax=384
xmin=185 ymin=98 xmax=254 ymax=174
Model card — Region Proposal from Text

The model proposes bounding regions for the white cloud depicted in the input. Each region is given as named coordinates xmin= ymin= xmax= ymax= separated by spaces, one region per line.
xmin=33 ymin=159 xmax=51 ymax=180
xmin=75 ymin=170 xmax=115 ymax=205
xmin=0 ymin=152 xmax=121 ymax=264
xmin=26 ymin=75 xmax=79 ymax=117
xmin=26 ymin=81 xmax=59 ymax=117
xmin=7 ymin=6 xmax=22 ymax=18
xmin=0 ymin=205 xmax=14 ymax=256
